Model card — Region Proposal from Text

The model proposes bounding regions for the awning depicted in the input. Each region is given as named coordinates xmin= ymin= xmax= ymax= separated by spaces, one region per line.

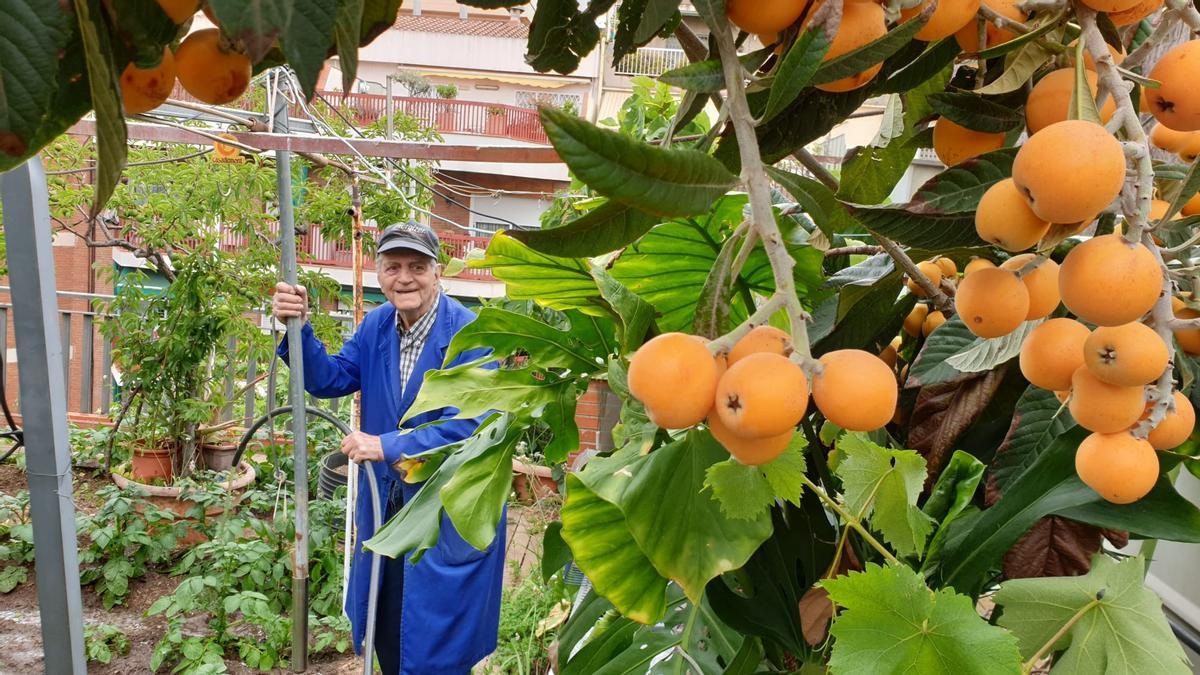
xmin=413 ymin=68 xmax=585 ymax=89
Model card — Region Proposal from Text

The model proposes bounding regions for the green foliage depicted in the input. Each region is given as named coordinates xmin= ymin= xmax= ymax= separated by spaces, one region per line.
xmin=85 ymin=622 xmax=132 ymax=665
xmin=0 ymin=490 xmax=33 ymax=592
xmin=824 ymin=563 xmax=1022 ymax=674
xmin=996 ymin=555 xmax=1190 ymax=674
xmin=835 ymin=433 xmax=935 ymax=558
xmin=77 ymin=485 xmax=182 ymax=608
xmin=705 ymin=438 xmax=808 ymax=520
xmin=492 ymin=571 xmax=571 ymax=675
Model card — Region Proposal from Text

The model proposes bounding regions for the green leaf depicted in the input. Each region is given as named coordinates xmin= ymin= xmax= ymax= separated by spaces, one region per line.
xmin=440 ymin=432 xmax=517 ymax=551
xmin=907 ymin=315 xmax=979 ymax=387
xmin=766 ymin=167 xmax=859 ymax=236
xmin=835 ymin=433 xmax=935 ymax=557
xmin=845 ymin=206 xmax=985 ymax=249
xmin=811 ymin=2 xmax=934 ymax=86
xmin=0 ymin=0 xmax=70 ymax=163
xmin=540 ymin=521 xmax=571 ymax=584
xmin=812 ymin=276 xmax=914 ymax=356
xmin=561 ymin=473 xmax=669 ymax=624
xmin=444 ymin=307 xmax=601 ymax=374
xmin=761 ymin=0 xmax=839 ymax=123
xmin=976 ymin=8 xmax=1067 ymax=59
xmin=402 ymin=356 xmax=575 ymax=424
xmin=995 ymin=556 xmax=1190 ymax=674
xmin=333 ymin=0 xmax=366 ymax=94
xmin=1069 ymin=38 xmax=1102 ymax=125
xmin=594 ymin=594 xmax=745 ymax=674
xmin=903 ymin=147 xmax=1018 ymax=213
xmin=837 ymin=131 xmax=923 ymax=205
xmin=365 ymin=415 xmax=521 ymax=562
xmin=878 ymin=38 xmax=961 ymax=94
xmin=824 ymin=563 xmax=1023 ymax=674
xmin=207 ymin=0 xmax=292 ymax=63
xmin=280 ymin=0 xmax=338 ymax=97
xmin=923 ymin=450 xmax=985 ymax=524
xmin=990 ymin=386 xmax=1075 ymax=494
xmin=622 ymin=430 xmax=773 ymax=601
xmin=509 ymin=200 xmax=660 ymax=258
xmin=693 ymin=226 xmax=747 ymax=338
xmin=472 ymin=232 xmax=608 ymax=316
xmin=540 ymin=107 xmax=737 ymax=217
xmin=658 ymin=49 xmax=772 ymax=93
xmin=705 ymin=458 xmax=776 ymax=521
xmin=927 ymin=92 xmax=1025 ymax=133
xmin=1161 ymin=151 xmax=1200 ymax=224
xmin=975 ymin=34 xmax=1059 ymax=95
xmin=534 ymin=378 xmax=580 ymax=464
xmin=73 ymin=0 xmax=127 ymax=218
xmin=761 ymin=438 xmax=809 ymax=506
xmin=358 ymin=0 xmax=403 ymax=45
xmin=591 ymin=266 xmax=656 ymax=355
xmin=946 ymin=319 xmax=1042 ymax=373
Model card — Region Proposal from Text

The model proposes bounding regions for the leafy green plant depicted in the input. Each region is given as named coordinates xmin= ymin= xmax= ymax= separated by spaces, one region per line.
xmin=84 ymin=622 xmax=131 ymax=665
xmin=436 ymin=83 xmax=459 ymax=100
xmin=490 ymin=571 xmax=570 ymax=675
xmin=77 ymin=485 xmax=182 ymax=608
xmin=0 ymin=490 xmax=33 ymax=593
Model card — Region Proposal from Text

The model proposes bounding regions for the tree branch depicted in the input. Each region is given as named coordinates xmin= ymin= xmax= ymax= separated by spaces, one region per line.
xmin=794 ymin=148 xmax=841 ymax=191
xmin=876 ymin=236 xmax=954 ymax=311
xmin=1130 ymin=235 xmax=1178 ymax=439
xmin=825 ymin=245 xmax=884 ymax=257
xmin=1165 ymin=0 xmax=1200 ymax=33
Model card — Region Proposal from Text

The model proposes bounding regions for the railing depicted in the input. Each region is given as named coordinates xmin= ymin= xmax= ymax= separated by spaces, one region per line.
xmin=614 ymin=47 xmax=689 ymax=76
xmin=168 ymin=84 xmax=551 ymax=144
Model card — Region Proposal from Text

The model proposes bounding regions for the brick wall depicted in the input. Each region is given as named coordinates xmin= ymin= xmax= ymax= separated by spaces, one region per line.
xmin=571 ymin=379 xmax=621 ymax=468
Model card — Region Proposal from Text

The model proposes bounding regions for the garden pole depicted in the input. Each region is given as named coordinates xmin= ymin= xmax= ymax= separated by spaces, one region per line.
xmin=342 ymin=180 xmax=363 ymax=608
xmin=0 ymin=158 xmax=86 ymax=674
xmin=272 ymin=72 xmax=310 ymax=673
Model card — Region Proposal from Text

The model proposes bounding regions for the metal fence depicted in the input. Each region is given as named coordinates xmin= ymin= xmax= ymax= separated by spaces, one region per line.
xmin=614 ymin=47 xmax=689 ymax=76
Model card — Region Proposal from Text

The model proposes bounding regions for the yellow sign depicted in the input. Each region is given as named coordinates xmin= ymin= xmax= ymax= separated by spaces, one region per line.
xmin=211 ymin=133 xmax=245 ymax=164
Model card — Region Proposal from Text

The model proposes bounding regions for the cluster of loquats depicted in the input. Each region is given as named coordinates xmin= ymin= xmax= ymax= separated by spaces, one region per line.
xmin=118 ymin=1 xmax=252 ymax=116
xmin=627 ymin=327 xmax=897 ymax=466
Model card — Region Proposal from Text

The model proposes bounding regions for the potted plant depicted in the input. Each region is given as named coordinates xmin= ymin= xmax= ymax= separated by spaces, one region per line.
xmin=485 ymin=105 xmax=508 ymax=135
xmin=511 ymin=422 xmax=560 ymax=504
xmin=435 ymin=83 xmax=459 ymax=132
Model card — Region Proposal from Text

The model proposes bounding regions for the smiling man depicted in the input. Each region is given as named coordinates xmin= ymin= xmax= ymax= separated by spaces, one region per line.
xmin=272 ymin=220 xmax=503 ymax=675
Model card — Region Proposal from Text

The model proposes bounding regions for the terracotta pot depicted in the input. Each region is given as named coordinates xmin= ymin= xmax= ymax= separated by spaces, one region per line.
xmin=111 ymin=461 xmax=257 ymax=546
xmin=512 ymin=458 xmax=558 ymax=504
xmin=130 ymin=444 xmax=174 ymax=483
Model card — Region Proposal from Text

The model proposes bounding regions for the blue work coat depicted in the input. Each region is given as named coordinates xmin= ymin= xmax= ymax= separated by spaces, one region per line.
xmin=279 ymin=293 xmax=504 ymax=674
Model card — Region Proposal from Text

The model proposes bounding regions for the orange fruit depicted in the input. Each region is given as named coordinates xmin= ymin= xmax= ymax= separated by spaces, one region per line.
xmin=1146 ymin=391 xmax=1196 ymax=450
xmin=954 ymin=267 xmax=1030 ymax=338
xmin=628 ymin=332 xmax=720 ymax=429
xmin=708 ymin=412 xmax=795 ymax=465
xmin=1147 ymin=40 xmax=1200 ymax=132
xmin=120 ymin=47 xmax=176 ymax=115
xmin=933 ymin=117 xmax=1006 ymax=166
xmin=976 ymin=179 xmax=1051 ymax=252
xmin=1084 ymin=322 xmax=1170 ymax=386
xmin=715 ymin=353 xmax=809 ymax=438
xmin=1058 ymin=234 xmax=1161 ymax=326
xmin=811 ymin=349 xmax=898 ymax=431
xmin=727 ymin=0 xmax=810 ymax=34
xmin=1068 ymin=365 xmax=1147 ymax=433
xmin=1000 ymin=254 xmax=1060 ymax=320
xmin=1012 ymin=120 xmax=1126 ymax=225
xmin=728 ymin=325 xmax=793 ymax=365
xmin=1075 ymin=431 xmax=1159 ymax=503
xmin=175 ymin=29 xmax=252 ymax=105
xmin=1019 ymin=318 xmax=1091 ymax=391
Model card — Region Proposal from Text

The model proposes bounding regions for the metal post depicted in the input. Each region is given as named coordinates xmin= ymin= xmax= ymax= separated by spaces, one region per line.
xmin=0 ymin=158 xmax=86 ymax=674
xmin=385 ymin=75 xmax=394 ymax=183
xmin=274 ymin=72 xmax=310 ymax=673
xmin=342 ymin=179 xmax=363 ymax=610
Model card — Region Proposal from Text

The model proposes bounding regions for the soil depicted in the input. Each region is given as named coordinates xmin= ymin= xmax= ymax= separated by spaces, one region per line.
xmin=0 ymin=463 xmax=558 ymax=674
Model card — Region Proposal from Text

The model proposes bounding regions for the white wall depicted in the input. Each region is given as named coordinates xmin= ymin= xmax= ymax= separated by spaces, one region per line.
xmin=360 ymin=30 xmax=600 ymax=82
xmin=470 ymin=194 xmax=548 ymax=231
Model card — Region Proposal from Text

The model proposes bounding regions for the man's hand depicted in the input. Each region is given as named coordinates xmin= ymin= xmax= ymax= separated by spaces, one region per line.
xmin=341 ymin=431 xmax=385 ymax=463
xmin=272 ymin=282 xmax=308 ymax=322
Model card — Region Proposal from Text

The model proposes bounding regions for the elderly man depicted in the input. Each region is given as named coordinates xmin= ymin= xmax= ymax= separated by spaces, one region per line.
xmin=272 ymin=221 xmax=503 ymax=675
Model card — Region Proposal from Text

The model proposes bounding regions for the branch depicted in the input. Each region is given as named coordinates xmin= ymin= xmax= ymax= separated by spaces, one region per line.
xmin=825 ymin=245 xmax=884 ymax=257
xmin=1123 ymin=9 xmax=1189 ymax=71
xmin=794 ymin=148 xmax=841 ymax=191
xmin=1165 ymin=0 xmax=1200 ymax=32
xmin=1079 ymin=8 xmax=1155 ymax=243
xmin=876 ymin=236 xmax=954 ymax=311
xmin=710 ymin=14 xmax=817 ymax=369
xmin=798 ymin=472 xmax=901 ymax=566
xmin=979 ymin=3 xmax=1032 ymax=35
xmin=1130 ymin=235 xmax=1178 ymax=439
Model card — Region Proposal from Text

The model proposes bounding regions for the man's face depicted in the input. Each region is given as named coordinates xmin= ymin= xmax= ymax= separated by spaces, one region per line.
xmin=378 ymin=249 xmax=440 ymax=320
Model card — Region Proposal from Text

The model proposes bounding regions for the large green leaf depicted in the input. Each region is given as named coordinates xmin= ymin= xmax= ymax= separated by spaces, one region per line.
xmin=766 ymin=167 xmax=860 ymax=236
xmin=907 ymin=315 xmax=979 ymax=387
xmin=509 ymin=200 xmax=660 ymax=258
xmin=658 ymin=49 xmax=772 ymax=93
xmin=596 ymin=595 xmax=744 ymax=674
xmin=845 ymin=206 xmax=986 ymax=249
xmin=525 ymin=0 xmax=609 ymax=75
xmin=936 ymin=427 xmax=1200 ymax=594
xmin=811 ymin=1 xmax=933 ymax=86
xmin=0 ymin=0 xmax=70 ymax=165
xmin=707 ymin=499 xmax=837 ymax=658
xmin=591 ymin=266 xmax=656 ymax=355
xmin=878 ymin=38 xmax=960 ymax=94
xmin=989 ymin=386 xmax=1075 ymax=496
xmin=761 ymin=0 xmax=839 ymax=123
xmin=440 ymin=427 xmax=519 ymax=550
xmin=836 ymin=131 xmax=924 ymax=205
xmin=927 ymin=92 xmax=1025 ymax=133
xmin=207 ymin=0 xmax=292 ymax=63
xmin=534 ymin=377 xmax=580 ymax=464
xmin=365 ymin=415 xmax=521 ymax=562
xmin=540 ymin=107 xmax=737 ymax=217
xmin=812 ymin=276 xmax=914 ymax=356
xmin=472 ymin=232 xmax=608 ymax=316
xmin=995 ymin=556 xmax=1190 ymax=674
xmin=333 ymin=0 xmax=365 ymax=93
xmin=561 ymin=474 xmax=669 ymax=624
xmin=903 ymin=147 xmax=1017 ymax=214
xmin=358 ymin=0 xmax=403 ymax=45
xmin=975 ymin=35 xmax=1059 ymax=95
xmin=444 ymin=307 xmax=601 ymax=374
xmin=622 ymin=430 xmax=774 ymax=602
xmin=611 ymin=0 xmax=677 ymax=61
xmin=74 ymin=0 xmax=127 ymax=218
xmin=280 ymin=0 xmax=338 ymax=97
xmin=835 ymin=433 xmax=935 ymax=557
xmin=946 ymin=319 xmax=1041 ymax=373
xmin=824 ymin=563 xmax=1022 ymax=674
xmin=402 ymin=356 xmax=576 ymax=423
xmin=921 ymin=451 xmax=986 ymax=574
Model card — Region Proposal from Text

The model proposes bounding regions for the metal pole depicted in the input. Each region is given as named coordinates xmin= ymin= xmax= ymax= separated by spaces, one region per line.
xmin=0 ymin=158 xmax=86 ymax=674
xmin=385 ymin=76 xmax=394 ymax=182
xmin=274 ymin=72 xmax=310 ymax=673
xmin=341 ymin=179 xmax=363 ymax=612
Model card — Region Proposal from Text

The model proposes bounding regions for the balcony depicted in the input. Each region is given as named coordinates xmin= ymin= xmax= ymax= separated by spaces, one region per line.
xmin=124 ymin=223 xmax=496 ymax=281
xmin=168 ymin=84 xmax=550 ymax=145
xmin=614 ymin=47 xmax=689 ymax=77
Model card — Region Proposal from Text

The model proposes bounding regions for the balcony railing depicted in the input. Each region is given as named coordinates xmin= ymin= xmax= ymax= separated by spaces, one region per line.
xmin=124 ymin=222 xmax=497 ymax=281
xmin=168 ymin=84 xmax=550 ymax=144
xmin=614 ymin=47 xmax=689 ymax=77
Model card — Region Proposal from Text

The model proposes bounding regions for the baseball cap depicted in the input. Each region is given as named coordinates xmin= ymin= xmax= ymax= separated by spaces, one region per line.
xmin=377 ymin=220 xmax=440 ymax=261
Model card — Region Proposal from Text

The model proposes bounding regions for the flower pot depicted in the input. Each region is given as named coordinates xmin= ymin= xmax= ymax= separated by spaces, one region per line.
xmin=200 ymin=443 xmax=238 ymax=472
xmin=111 ymin=461 xmax=257 ymax=546
xmin=318 ymin=451 xmax=348 ymax=500
xmin=130 ymin=444 xmax=175 ymax=483
xmin=512 ymin=458 xmax=558 ymax=504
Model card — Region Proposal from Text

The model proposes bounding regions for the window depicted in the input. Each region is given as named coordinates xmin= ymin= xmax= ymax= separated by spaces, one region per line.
xmin=472 ymin=221 xmax=508 ymax=235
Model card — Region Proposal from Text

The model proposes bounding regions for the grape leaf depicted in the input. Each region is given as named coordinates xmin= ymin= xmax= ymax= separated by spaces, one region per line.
xmin=705 ymin=459 xmax=775 ymax=521
xmin=995 ymin=555 xmax=1190 ymax=674
xmin=823 ymin=563 xmax=1023 ymax=674
xmin=762 ymin=439 xmax=809 ymax=506
xmin=834 ymin=433 xmax=934 ymax=557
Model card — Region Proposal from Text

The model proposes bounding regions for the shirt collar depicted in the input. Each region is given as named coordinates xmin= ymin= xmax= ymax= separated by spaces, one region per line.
xmin=396 ymin=293 xmax=439 ymax=338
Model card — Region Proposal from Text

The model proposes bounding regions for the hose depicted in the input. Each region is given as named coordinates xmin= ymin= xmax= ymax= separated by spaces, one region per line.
xmin=235 ymin=405 xmax=383 ymax=675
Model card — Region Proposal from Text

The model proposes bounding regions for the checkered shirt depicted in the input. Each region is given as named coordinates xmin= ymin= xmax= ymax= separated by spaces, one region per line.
xmin=396 ymin=297 xmax=438 ymax=399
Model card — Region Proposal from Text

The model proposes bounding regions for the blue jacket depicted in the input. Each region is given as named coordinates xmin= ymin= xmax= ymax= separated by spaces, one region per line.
xmin=279 ymin=293 xmax=503 ymax=674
